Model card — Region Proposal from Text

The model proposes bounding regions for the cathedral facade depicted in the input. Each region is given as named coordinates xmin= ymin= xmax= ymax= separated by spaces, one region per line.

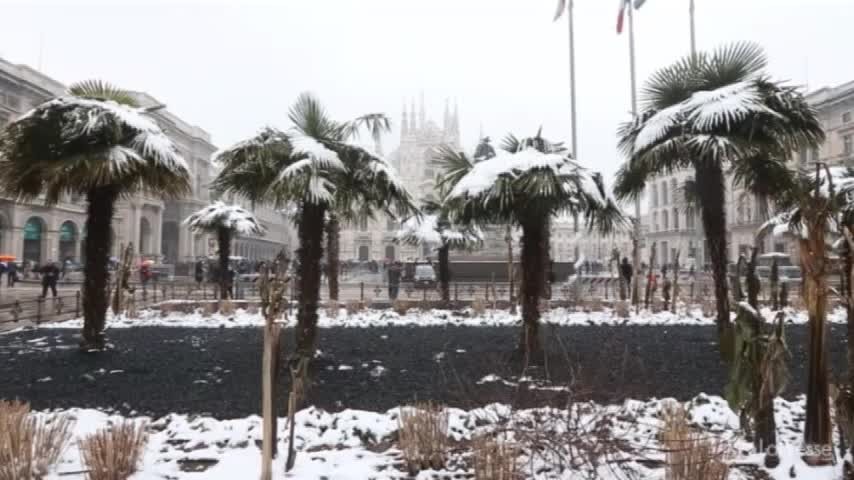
xmin=338 ymin=95 xmax=463 ymax=262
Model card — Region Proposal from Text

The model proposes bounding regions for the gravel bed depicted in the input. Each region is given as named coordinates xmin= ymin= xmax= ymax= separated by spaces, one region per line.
xmin=0 ymin=324 xmax=846 ymax=419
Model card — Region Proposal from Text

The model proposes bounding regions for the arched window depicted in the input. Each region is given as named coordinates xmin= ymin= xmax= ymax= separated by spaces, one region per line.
xmin=661 ymin=181 xmax=668 ymax=205
xmin=672 ymin=208 xmax=679 ymax=230
xmin=652 ymin=184 xmax=659 ymax=208
xmin=59 ymin=221 xmax=78 ymax=262
xmin=663 ymin=210 xmax=669 ymax=230
xmin=670 ymin=179 xmax=677 ymax=204
xmin=653 ymin=212 xmax=659 ymax=232
xmin=23 ymin=217 xmax=45 ymax=263
xmin=686 ymin=208 xmax=695 ymax=230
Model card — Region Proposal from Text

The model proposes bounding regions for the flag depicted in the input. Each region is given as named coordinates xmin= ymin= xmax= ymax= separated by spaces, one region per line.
xmin=553 ymin=0 xmax=566 ymax=21
xmin=616 ymin=0 xmax=629 ymax=34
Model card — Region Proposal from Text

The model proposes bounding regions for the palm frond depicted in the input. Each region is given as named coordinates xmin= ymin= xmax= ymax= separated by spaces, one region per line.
xmin=68 ymin=79 xmax=139 ymax=107
xmin=184 ymin=202 xmax=266 ymax=235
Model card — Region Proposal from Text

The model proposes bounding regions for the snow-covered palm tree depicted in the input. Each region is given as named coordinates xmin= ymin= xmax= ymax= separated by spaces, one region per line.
xmin=396 ymin=197 xmax=482 ymax=303
xmin=438 ymin=131 xmax=623 ymax=358
xmin=184 ymin=202 xmax=265 ymax=300
xmin=615 ymin=42 xmax=824 ymax=335
xmin=0 ymin=80 xmax=191 ymax=350
xmin=212 ymin=93 xmax=416 ymax=357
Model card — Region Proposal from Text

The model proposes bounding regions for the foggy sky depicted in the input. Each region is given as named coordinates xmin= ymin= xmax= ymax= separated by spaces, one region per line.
xmin=1 ymin=0 xmax=851 ymax=184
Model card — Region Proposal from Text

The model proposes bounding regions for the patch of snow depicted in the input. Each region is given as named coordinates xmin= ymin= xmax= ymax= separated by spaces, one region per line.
xmin=34 ymin=305 xmax=847 ymax=332
xmin=30 ymin=393 xmax=831 ymax=479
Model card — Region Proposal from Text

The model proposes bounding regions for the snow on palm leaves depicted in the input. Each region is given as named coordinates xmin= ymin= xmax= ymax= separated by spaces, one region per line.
xmin=184 ymin=202 xmax=266 ymax=236
xmin=396 ymin=214 xmax=482 ymax=251
xmin=0 ymin=93 xmax=190 ymax=203
xmin=445 ymin=132 xmax=623 ymax=232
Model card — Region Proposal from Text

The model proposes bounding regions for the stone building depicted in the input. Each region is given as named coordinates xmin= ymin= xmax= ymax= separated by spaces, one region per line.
xmin=0 ymin=56 xmax=290 ymax=266
xmin=338 ymin=95 xmax=462 ymax=262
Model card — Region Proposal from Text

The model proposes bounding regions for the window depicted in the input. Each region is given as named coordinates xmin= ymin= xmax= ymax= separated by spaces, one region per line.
xmin=673 ymin=208 xmax=679 ymax=230
xmin=359 ymin=217 xmax=368 ymax=232
xmin=686 ymin=208 xmax=695 ymax=230
xmin=652 ymin=184 xmax=658 ymax=208
xmin=662 ymin=210 xmax=669 ymax=230
xmin=653 ymin=212 xmax=659 ymax=232
xmin=661 ymin=181 xmax=668 ymax=205
xmin=844 ymin=112 xmax=852 ymax=124
xmin=845 ymin=135 xmax=853 ymax=155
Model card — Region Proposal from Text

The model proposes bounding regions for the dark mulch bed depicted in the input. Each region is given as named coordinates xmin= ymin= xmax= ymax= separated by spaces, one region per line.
xmin=0 ymin=324 xmax=847 ymax=419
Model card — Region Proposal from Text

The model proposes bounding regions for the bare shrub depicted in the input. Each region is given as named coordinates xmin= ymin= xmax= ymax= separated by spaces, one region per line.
xmin=392 ymin=300 xmax=411 ymax=316
xmin=472 ymin=435 xmax=520 ymax=480
xmin=0 ymin=400 xmax=74 ymax=480
xmin=471 ymin=298 xmax=486 ymax=316
xmin=219 ymin=299 xmax=235 ymax=315
xmin=345 ymin=300 xmax=365 ymax=315
xmin=398 ymin=402 xmax=448 ymax=475
xmin=79 ymin=420 xmax=148 ymax=480
xmin=660 ymin=405 xmax=729 ymax=480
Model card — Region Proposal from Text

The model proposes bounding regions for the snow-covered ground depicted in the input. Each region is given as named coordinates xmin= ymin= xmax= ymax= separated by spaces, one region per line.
xmin=38 ymin=394 xmax=836 ymax=479
xmin=26 ymin=304 xmax=846 ymax=331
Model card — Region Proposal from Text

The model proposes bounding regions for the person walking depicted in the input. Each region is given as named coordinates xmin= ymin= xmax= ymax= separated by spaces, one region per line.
xmin=7 ymin=261 xmax=17 ymax=287
xmin=620 ymin=257 xmax=633 ymax=293
xmin=194 ymin=259 xmax=205 ymax=287
xmin=387 ymin=261 xmax=402 ymax=301
xmin=40 ymin=261 xmax=60 ymax=298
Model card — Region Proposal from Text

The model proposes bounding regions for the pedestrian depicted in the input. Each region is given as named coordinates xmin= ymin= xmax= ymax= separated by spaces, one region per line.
xmin=40 ymin=261 xmax=59 ymax=298
xmin=140 ymin=263 xmax=151 ymax=286
xmin=0 ymin=262 xmax=6 ymax=286
xmin=387 ymin=261 xmax=401 ymax=300
xmin=7 ymin=262 xmax=17 ymax=287
xmin=620 ymin=257 xmax=633 ymax=292
xmin=194 ymin=259 xmax=205 ymax=286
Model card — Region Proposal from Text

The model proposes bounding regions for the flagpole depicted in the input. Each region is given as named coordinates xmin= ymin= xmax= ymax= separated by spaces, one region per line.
xmin=567 ymin=0 xmax=578 ymax=158
xmin=689 ymin=0 xmax=696 ymax=55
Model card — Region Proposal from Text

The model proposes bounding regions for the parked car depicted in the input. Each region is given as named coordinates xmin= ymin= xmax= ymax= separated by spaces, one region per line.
xmin=413 ymin=264 xmax=436 ymax=289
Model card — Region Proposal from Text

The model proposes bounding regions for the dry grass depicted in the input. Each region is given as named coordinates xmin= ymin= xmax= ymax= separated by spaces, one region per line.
xmin=472 ymin=435 xmax=520 ymax=480
xmin=219 ymin=299 xmax=235 ymax=315
xmin=79 ymin=420 xmax=148 ymax=480
xmin=0 ymin=400 xmax=74 ymax=480
xmin=660 ymin=405 xmax=730 ymax=480
xmin=398 ymin=402 xmax=449 ymax=475
xmin=345 ymin=300 xmax=366 ymax=315
xmin=392 ymin=300 xmax=411 ymax=315
xmin=471 ymin=298 xmax=486 ymax=316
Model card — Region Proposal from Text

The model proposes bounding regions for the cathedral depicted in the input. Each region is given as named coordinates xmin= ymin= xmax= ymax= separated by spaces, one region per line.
xmin=338 ymin=95 xmax=470 ymax=262
xmin=338 ymin=95 xmax=576 ymax=263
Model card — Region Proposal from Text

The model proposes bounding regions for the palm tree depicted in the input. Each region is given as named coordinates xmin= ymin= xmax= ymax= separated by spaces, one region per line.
xmin=184 ymin=202 xmax=265 ymax=300
xmin=396 ymin=196 xmax=482 ymax=303
xmin=439 ymin=131 xmax=623 ymax=359
xmin=763 ymin=166 xmax=854 ymax=464
xmin=615 ymin=42 xmax=823 ymax=338
xmin=0 ymin=80 xmax=190 ymax=350
xmin=324 ymin=113 xmax=392 ymax=305
xmin=212 ymin=93 xmax=416 ymax=358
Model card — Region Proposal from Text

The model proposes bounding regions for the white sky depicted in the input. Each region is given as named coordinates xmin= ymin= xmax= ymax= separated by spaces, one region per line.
xmin=1 ymin=0 xmax=851 ymax=184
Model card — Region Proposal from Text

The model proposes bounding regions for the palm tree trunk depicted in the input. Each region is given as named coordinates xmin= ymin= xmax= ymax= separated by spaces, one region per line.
xmin=695 ymin=163 xmax=732 ymax=337
xmin=518 ymin=218 xmax=545 ymax=360
xmin=296 ymin=203 xmax=326 ymax=358
xmin=437 ymin=244 xmax=450 ymax=304
xmin=801 ymin=228 xmax=833 ymax=463
xmin=326 ymin=214 xmax=340 ymax=305
xmin=81 ymin=186 xmax=118 ymax=350
xmin=217 ymin=226 xmax=232 ymax=301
